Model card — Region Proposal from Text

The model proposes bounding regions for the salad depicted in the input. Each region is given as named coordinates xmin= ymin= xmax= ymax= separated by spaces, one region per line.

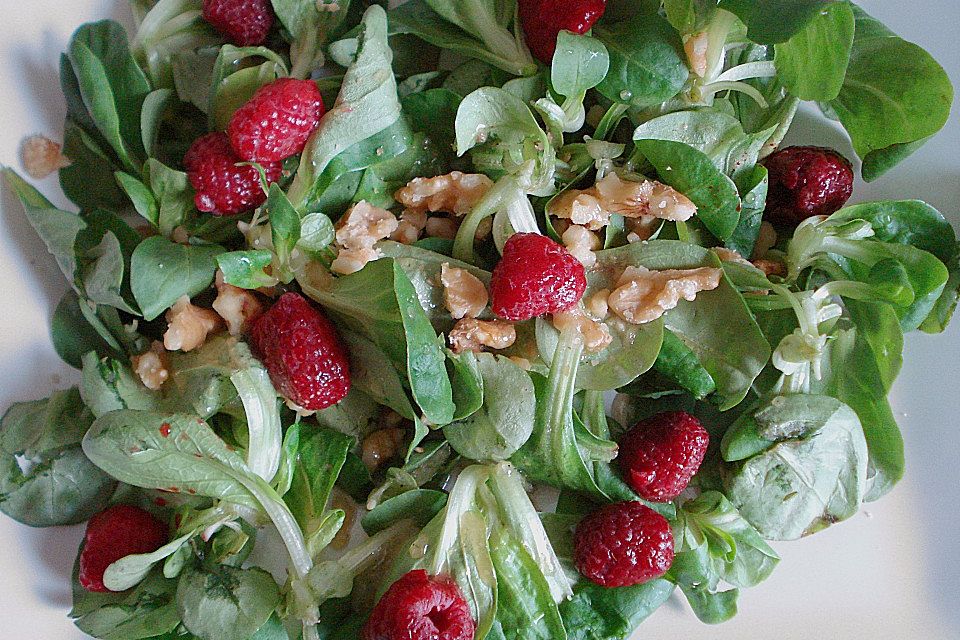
xmin=1 ymin=1 xmax=956 ymax=639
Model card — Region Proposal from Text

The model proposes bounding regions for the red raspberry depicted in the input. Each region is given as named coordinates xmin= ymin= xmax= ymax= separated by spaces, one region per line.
xmin=490 ymin=233 xmax=587 ymax=321
xmin=618 ymin=411 xmax=709 ymax=502
xmin=763 ymin=146 xmax=854 ymax=227
xmin=519 ymin=0 xmax=607 ymax=64
xmin=202 ymin=0 xmax=274 ymax=46
xmin=227 ymin=78 xmax=325 ymax=163
xmin=362 ymin=570 xmax=475 ymax=640
xmin=78 ymin=505 xmax=169 ymax=593
xmin=249 ymin=292 xmax=350 ymax=411
xmin=574 ymin=501 xmax=674 ymax=587
xmin=184 ymin=132 xmax=281 ymax=216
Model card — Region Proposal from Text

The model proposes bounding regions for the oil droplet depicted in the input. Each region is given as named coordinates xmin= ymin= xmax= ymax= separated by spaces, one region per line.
xmin=619 ymin=90 xmax=633 ymax=101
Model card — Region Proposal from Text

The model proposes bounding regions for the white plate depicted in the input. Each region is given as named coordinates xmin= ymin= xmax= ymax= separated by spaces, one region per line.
xmin=0 ymin=1 xmax=957 ymax=639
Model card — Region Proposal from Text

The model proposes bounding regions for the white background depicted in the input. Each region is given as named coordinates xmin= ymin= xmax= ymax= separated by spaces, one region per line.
xmin=0 ymin=1 xmax=957 ymax=638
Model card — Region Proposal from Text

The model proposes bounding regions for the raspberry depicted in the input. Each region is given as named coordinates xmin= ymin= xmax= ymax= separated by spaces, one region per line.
xmin=78 ymin=505 xmax=169 ymax=593
xmin=183 ymin=132 xmax=281 ymax=216
xmin=227 ymin=78 xmax=325 ymax=163
xmin=519 ymin=0 xmax=607 ymax=64
xmin=574 ymin=501 xmax=674 ymax=588
xmin=202 ymin=0 xmax=274 ymax=46
xmin=618 ymin=411 xmax=709 ymax=502
xmin=362 ymin=570 xmax=475 ymax=640
xmin=763 ymin=146 xmax=854 ymax=227
xmin=249 ymin=292 xmax=351 ymax=411
xmin=490 ymin=233 xmax=587 ymax=321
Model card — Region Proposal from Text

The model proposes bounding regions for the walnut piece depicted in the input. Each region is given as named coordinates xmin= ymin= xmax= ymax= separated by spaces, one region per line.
xmin=331 ymin=201 xmax=399 ymax=274
xmin=163 ymin=296 xmax=223 ymax=352
xmin=586 ymin=289 xmax=610 ymax=318
xmin=213 ymin=272 xmax=265 ymax=335
xmin=440 ymin=263 xmax=488 ymax=320
xmin=550 ymin=173 xmax=696 ymax=231
xmin=550 ymin=191 xmax=609 ymax=230
xmin=752 ymin=221 xmax=778 ymax=260
xmin=395 ymin=171 xmax=493 ymax=216
xmin=684 ymin=31 xmax=710 ymax=77
xmin=449 ymin=319 xmax=517 ymax=353
xmin=391 ymin=209 xmax=428 ymax=245
xmin=361 ymin=428 xmax=406 ymax=473
xmin=562 ymin=224 xmax=601 ymax=269
xmin=425 ymin=216 xmax=458 ymax=240
xmin=553 ymin=308 xmax=613 ymax=353
xmin=608 ymin=266 xmax=722 ymax=324
xmin=713 ymin=247 xmax=751 ymax=266
xmin=752 ymin=258 xmax=787 ymax=278
xmin=20 ymin=135 xmax=70 ymax=179
xmin=131 ymin=341 xmax=169 ymax=391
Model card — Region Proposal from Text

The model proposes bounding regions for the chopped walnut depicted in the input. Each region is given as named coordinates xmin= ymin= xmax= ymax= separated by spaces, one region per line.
xmin=553 ymin=308 xmax=613 ymax=353
xmin=713 ymin=247 xmax=752 ymax=266
xmin=509 ymin=356 xmax=532 ymax=370
xmin=391 ymin=209 xmax=428 ymax=245
xmin=753 ymin=258 xmax=787 ymax=278
xmin=213 ymin=272 xmax=265 ymax=335
xmin=550 ymin=191 xmax=609 ymax=230
xmin=331 ymin=201 xmax=399 ymax=274
xmin=163 ymin=296 xmax=223 ymax=352
xmin=131 ymin=341 xmax=169 ymax=391
xmin=752 ymin=222 xmax=778 ymax=260
xmin=550 ymin=173 xmax=696 ymax=231
xmin=20 ymin=135 xmax=70 ymax=179
xmin=395 ymin=172 xmax=493 ymax=216
xmin=425 ymin=216 xmax=459 ymax=240
xmin=594 ymin=173 xmax=696 ymax=222
xmin=440 ymin=263 xmax=488 ymax=320
xmin=448 ymin=319 xmax=517 ymax=354
xmin=562 ymin=225 xmax=601 ymax=269
xmin=170 ymin=226 xmax=191 ymax=244
xmin=361 ymin=428 xmax=406 ymax=473
xmin=626 ymin=216 xmax=660 ymax=243
xmin=586 ymin=289 xmax=610 ymax=318
xmin=474 ymin=216 xmax=494 ymax=241
xmin=684 ymin=31 xmax=710 ymax=77
xmin=608 ymin=266 xmax=723 ymax=324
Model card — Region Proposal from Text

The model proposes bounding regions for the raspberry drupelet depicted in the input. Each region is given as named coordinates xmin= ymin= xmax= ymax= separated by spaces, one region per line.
xmin=202 ymin=0 xmax=275 ymax=47
xmin=362 ymin=570 xmax=475 ymax=640
xmin=183 ymin=132 xmax=282 ymax=216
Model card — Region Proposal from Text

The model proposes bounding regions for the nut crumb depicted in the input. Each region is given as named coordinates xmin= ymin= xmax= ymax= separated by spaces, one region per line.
xmin=425 ymin=216 xmax=458 ymax=240
xmin=562 ymin=224 xmax=601 ymax=269
xmin=163 ymin=296 xmax=223 ymax=352
xmin=553 ymin=307 xmax=613 ymax=353
xmin=362 ymin=428 xmax=406 ymax=473
xmin=132 ymin=341 xmax=170 ymax=391
xmin=608 ymin=266 xmax=722 ymax=324
xmin=20 ymin=135 xmax=70 ymax=179
xmin=213 ymin=272 xmax=265 ymax=335
xmin=395 ymin=172 xmax=493 ymax=216
xmin=332 ymin=201 xmax=398 ymax=274
xmin=449 ymin=319 xmax=516 ymax=353
xmin=440 ymin=263 xmax=488 ymax=320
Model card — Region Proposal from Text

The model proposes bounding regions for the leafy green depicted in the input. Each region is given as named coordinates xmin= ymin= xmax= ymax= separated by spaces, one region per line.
xmin=272 ymin=0 xmax=352 ymax=78
xmin=595 ymin=13 xmax=689 ymax=108
xmin=301 ymin=258 xmax=455 ymax=425
xmin=67 ymin=21 xmax=151 ymax=172
xmin=288 ymin=5 xmax=402 ymax=209
xmin=177 ymin=564 xmax=280 ymax=640
xmin=0 ymin=389 xmax=116 ymax=527
xmin=389 ymin=0 xmax=536 ymax=77
xmin=561 ymin=579 xmax=674 ymax=640
xmin=829 ymin=6 xmax=954 ymax=180
xmin=774 ymin=1 xmax=855 ymax=101
xmin=443 ymin=353 xmax=535 ymax=461
xmin=51 ymin=290 xmax=122 ymax=368
xmin=634 ymin=139 xmax=742 ymax=241
xmin=130 ymin=236 xmax=223 ymax=321
xmin=73 ymin=569 xmax=181 ymax=640
xmin=596 ymin=241 xmax=770 ymax=409
xmin=718 ymin=0 xmax=837 ymax=44
xmin=722 ymin=395 xmax=868 ymax=540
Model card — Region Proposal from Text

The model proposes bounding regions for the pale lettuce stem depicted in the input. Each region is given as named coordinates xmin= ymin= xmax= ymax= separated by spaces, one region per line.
xmin=453 ymin=178 xmax=516 ymax=263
